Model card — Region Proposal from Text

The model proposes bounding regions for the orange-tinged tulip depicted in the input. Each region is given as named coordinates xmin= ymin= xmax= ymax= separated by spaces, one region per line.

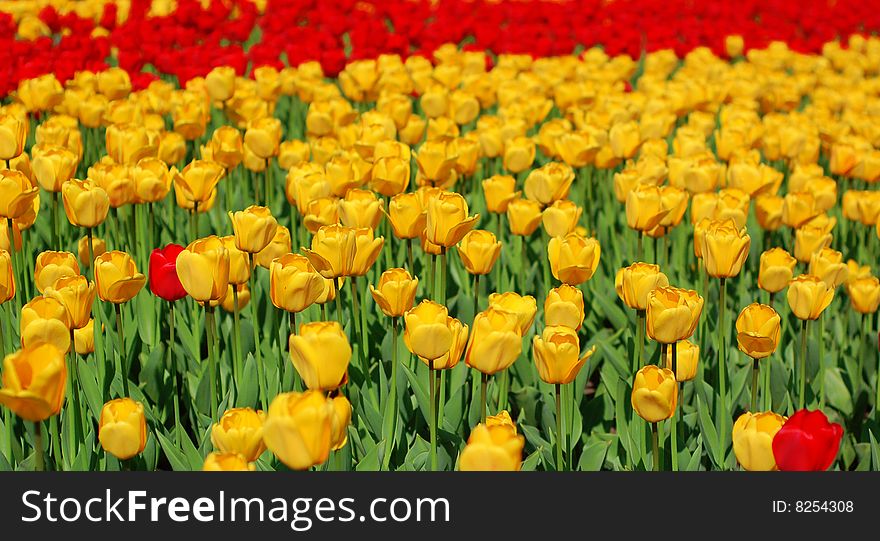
xmin=533 ymin=325 xmax=595 ymax=385
xmin=735 ymin=303 xmax=781 ymax=359
xmin=547 ymin=233 xmax=601 ymax=285
xmin=370 ymin=268 xmax=419 ymax=318
xmin=98 ymin=398 xmax=147 ymax=460
xmin=0 ymin=343 xmax=66 ymax=422
xmin=755 ymin=195 xmax=784 ymax=231
xmin=631 ymin=365 xmax=678 ymax=422
xmin=95 ymin=250 xmax=146 ymax=304
xmin=330 ymin=394 xmax=352 ymax=451
xmin=269 ymin=253 xmax=325 ymax=313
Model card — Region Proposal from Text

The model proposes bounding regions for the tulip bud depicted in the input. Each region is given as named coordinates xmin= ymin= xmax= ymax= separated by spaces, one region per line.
xmin=459 ymin=423 xmax=525 ymax=471
xmin=270 ymin=254 xmax=325 ymax=313
xmin=32 ymin=145 xmax=78 ymax=192
xmin=205 ymin=66 xmax=236 ymax=102
xmin=487 ymin=292 xmax=537 ymax=335
xmin=61 ymin=179 xmax=110 ymax=228
xmin=524 ymin=162 xmax=575 ymax=206
xmin=289 ymin=321 xmax=351 ymax=391
xmin=338 ymin=189 xmax=384 ymax=230
xmin=211 ymin=407 xmax=266 ymax=462
xmin=230 ymin=205 xmax=279 ymax=254
xmin=699 ymin=219 xmax=751 ymax=278
xmin=735 ymin=303 xmax=781 ymax=359
xmin=457 ymin=230 xmax=501 ymax=275
xmin=533 ymin=325 xmax=595 ymax=385
xmin=482 ymin=175 xmax=519 ymax=214
xmin=95 ymin=250 xmax=146 ymax=304
xmin=646 ymin=286 xmax=704 ymax=344
xmin=176 ymin=236 xmax=230 ymax=304
xmin=758 ymin=248 xmax=796 ymax=293
xmin=0 ymin=113 xmax=26 ymax=161
xmin=544 ymin=284 xmax=584 ymax=330
xmin=330 ymin=394 xmax=352 ymax=450
xmin=503 ymin=136 xmax=536 ymax=174
xmin=263 ymin=390 xmax=335 ymax=470
xmin=547 ymin=233 xmax=601 ymax=285
xmin=732 ymin=411 xmax=786 ymax=471
xmin=404 ymin=300 xmax=469 ymax=369
xmin=98 ymin=398 xmax=147 ymax=460
xmin=20 ymin=296 xmax=71 ymax=352
xmin=542 ymin=200 xmax=582 ymax=238
xmin=0 ymin=343 xmax=66 ymax=421
xmin=387 ymin=192 xmax=427 ymax=239
xmin=370 ymin=268 xmax=418 ymax=318
xmin=44 ymin=275 xmax=95 ymax=330
xmin=465 ymin=307 xmax=523 ymax=375
xmin=244 ymin=117 xmax=282 ymax=159
xmin=615 ymin=262 xmax=669 ymax=311
xmin=0 ymin=249 xmax=13 ymax=303
xmin=787 ymin=274 xmax=834 ymax=321
xmin=848 ymin=276 xmax=880 ymax=314
xmin=173 ymin=160 xmax=225 ymax=205
xmin=350 ymin=228 xmax=385 ymax=277
xmin=631 ymin=365 xmax=678 ymax=423
xmin=425 ymin=191 xmax=478 ymax=247
xmin=794 ymin=221 xmax=834 ymax=264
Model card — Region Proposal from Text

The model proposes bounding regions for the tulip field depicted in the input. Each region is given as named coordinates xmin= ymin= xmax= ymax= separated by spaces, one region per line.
xmin=1 ymin=0 xmax=880 ymax=473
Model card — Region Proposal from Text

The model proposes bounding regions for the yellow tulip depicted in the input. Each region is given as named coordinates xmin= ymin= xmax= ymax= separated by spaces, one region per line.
xmin=330 ymin=394 xmax=352 ymax=451
xmin=202 ymin=452 xmax=255 ymax=471
xmin=95 ymin=250 xmax=146 ymax=304
xmin=77 ymin=235 xmax=106 ymax=269
xmin=131 ymin=158 xmax=172 ymax=204
xmin=87 ymin=157 xmax=134 ymax=209
xmin=664 ymin=339 xmax=699 ymax=382
xmin=485 ymin=410 xmax=517 ymax=433
xmin=205 ymin=66 xmax=236 ymax=102
xmin=523 ymin=162 xmax=575 ymax=206
xmin=44 ymin=275 xmax=95 ymax=330
xmin=787 ymin=274 xmax=834 ymax=321
xmin=794 ymin=220 xmax=833 ymax=263
xmin=61 ymin=179 xmax=109 ymax=228
xmin=507 ymin=198 xmax=543 ymax=236
xmin=848 ymin=276 xmax=880 ymax=314
xmin=220 ymin=284 xmax=250 ymax=313
xmin=289 ymin=322 xmax=351 ymax=391
xmin=482 ymin=174 xmax=520 ymax=213
xmin=755 ymin=195 xmax=783 ymax=231
xmin=105 ymin=124 xmax=157 ymax=165
xmin=626 ymin=184 xmax=668 ymax=232
xmin=631 ymin=365 xmax=678 ymax=423
xmin=809 ymin=248 xmax=849 ymax=289
xmin=404 ymin=300 xmax=468 ymax=369
xmin=302 ymin=197 xmax=339 ymax=234
xmin=503 ymin=136 xmax=536 ymax=174
xmin=278 ymin=139 xmax=311 ymax=171
xmin=269 ymin=254 xmax=324 ymax=313
xmin=244 ymin=117 xmax=282 ymax=159
xmin=32 ymin=145 xmax=78 ymax=192
xmin=758 ymin=248 xmax=796 ymax=294
xmin=230 ymin=205 xmax=279 ymax=254
xmin=255 ymin=225 xmax=292 ymax=269
xmin=98 ymin=398 xmax=147 ymax=460
xmin=542 ymin=199 xmax=582 ymax=238
xmin=544 ymin=284 xmax=584 ymax=330
xmin=464 ymin=307 xmax=522 ymax=375
xmin=0 ymin=344 xmax=66 ymax=421
xmin=370 ymin=268 xmax=419 ymax=318
xmin=0 ymin=113 xmax=26 ymax=160
xmin=459 ymin=423 xmax=525 ymax=471
xmin=387 ymin=192 xmax=427 ymax=239
xmin=646 ymin=286 xmax=704 ymax=344
xmin=0 ymin=169 xmax=38 ymax=220
xmin=699 ymin=219 xmax=751 ymax=278
xmin=34 ymin=250 xmax=80 ymax=294
xmin=173 ymin=159 xmax=225 ymax=205
xmin=457 ymin=230 xmax=501 ymax=275
xmin=20 ymin=296 xmax=70 ymax=352
xmin=547 ymin=233 xmax=601 ymax=285
xmin=74 ymin=319 xmax=95 ymax=355
xmin=735 ymin=303 xmax=781 ymax=359
xmin=302 ymin=224 xmax=356 ymax=279
xmin=262 ymin=390 xmax=334 ymax=470
xmin=158 ymin=131 xmax=187 ymax=165
xmin=782 ymin=192 xmax=818 ymax=229
xmin=211 ymin=407 xmax=266 ymax=462
xmin=338 ymin=189 xmax=384 ymax=230
xmin=487 ymin=292 xmax=537 ymax=334
xmin=415 ymin=140 xmax=458 ymax=188
xmin=425 ymin=191 xmax=478 ymax=247
xmin=0 ymin=249 xmax=13 ymax=303
xmin=176 ymin=237 xmax=230 ymax=303
xmin=533 ymin=325 xmax=595 ymax=384
xmin=370 ymin=157 xmax=410 ymax=197
xmin=732 ymin=411 xmax=786 ymax=471
xmin=219 ymin=236 xmax=251 ymax=285
xmin=615 ymin=262 xmax=669 ymax=311
xmin=350 ymin=227 xmax=385 ymax=277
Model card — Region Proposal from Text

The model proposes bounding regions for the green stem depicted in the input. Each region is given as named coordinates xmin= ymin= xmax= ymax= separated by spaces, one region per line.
xmin=799 ymin=319 xmax=808 ymax=410
xmin=406 ymin=238 xmax=414 ymax=274
xmin=671 ymin=342 xmax=678 ymax=472
xmin=763 ymin=354 xmax=771 ymax=411
xmin=168 ymin=302 xmax=182 ymax=445
xmin=51 ymin=191 xmax=60 ymax=250
xmin=429 ymin=365 xmax=438 ymax=471
xmin=232 ymin=287 xmax=243 ymax=390
xmin=248 ymin=259 xmax=267 ymax=411
xmin=858 ymin=314 xmax=867 ymax=395
xmin=334 ymin=278 xmax=344 ymax=326
xmin=717 ymin=278 xmax=728 ymax=468
xmin=497 ymin=368 xmax=509 ymax=411
xmin=751 ymin=358 xmax=759 ymax=412
xmin=634 ymin=310 xmax=645 ymax=373
xmin=382 ymin=317 xmax=399 ymax=470
xmin=473 ymin=274 xmax=480 ymax=317
xmin=440 ymin=249 xmax=447 ymax=304
xmin=651 ymin=422 xmax=659 ymax=472
xmin=205 ymin=305 xmax=218 ymax=422
xmin=637 ymin=231 xmax=643 ymax=261
xmin=428 ymin=254 xmax=436 ymax=301
xmin=480 ymin=372 xmax=488 ymax=424
xmin=115 ymin=303 xmax=128 ymax=397
xmin=555 ymin=383 xmax=564 ymax=471
xmin=350 ymin=278 xmax=375 ymax=405
xmin=818 ymin=314 xmax=825 ymax=410
xmin=34 ymin=422 xmax=43 ymax=472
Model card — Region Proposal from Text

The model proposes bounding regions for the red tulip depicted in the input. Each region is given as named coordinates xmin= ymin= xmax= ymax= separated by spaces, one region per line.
xmin=149 ymin=244 xmax=187 ymax=302
xmin=772 ymin=409 xmax=843 ymax=471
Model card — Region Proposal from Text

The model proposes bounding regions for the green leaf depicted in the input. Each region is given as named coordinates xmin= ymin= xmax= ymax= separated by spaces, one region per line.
xmin=824 ymin=367 xmax=853 ymax=417
xmin=401 ymin=362 xmax=430 ymax=425
xmin=156 ymin=431 xmax=191 ymax=471
xmin=696 ymin=396 xmax=722 ymax=469
xmin=520 ymin=449 xmax=542 ymax=471
xmin=577 ymin=438 xmax=610 ymax=471
xmin=684 ymin=436 xmax=703 ymax=471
